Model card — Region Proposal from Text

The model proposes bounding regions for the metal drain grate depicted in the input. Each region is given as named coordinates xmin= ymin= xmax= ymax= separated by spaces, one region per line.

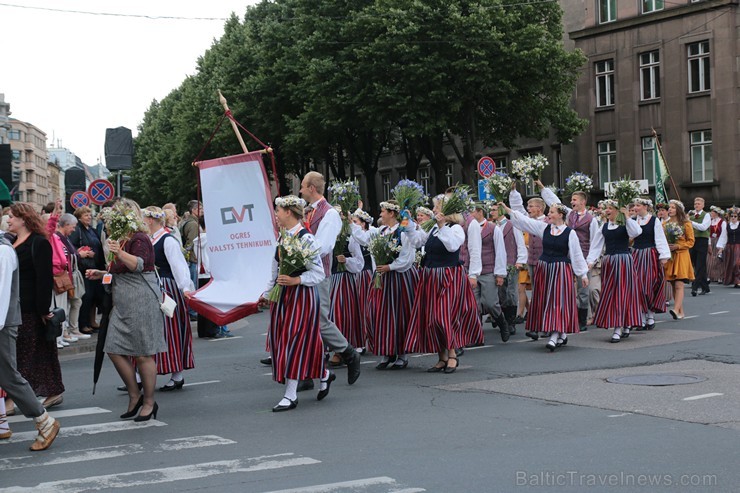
xmin=606 ymin=374 xmax=707 ymax=386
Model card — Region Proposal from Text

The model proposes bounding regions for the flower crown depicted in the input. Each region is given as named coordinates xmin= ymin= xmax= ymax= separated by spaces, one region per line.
xmin=602 ymin=199 xmax=619 ymax=209
xmin=710 ymin=205 xmax=724 ymax=214
xmin=669 ymin=199 xmax=685 ymax=211
xmin=142 ymin=209 xmax=165 ymax=220
xmin=549 ymin=203 xmax=569 ymax=215
xmin=655 ymin=202 xmax=669 ymax=210
xmin=352 ymin=208 xmax=373 ymax=224
xmin=379 ymin=201 xmax=401 ymax=212
xmin=275 ymin=195 xmax=306 ymax=209
xmin=633 ymin=197 xmax=653 ymax=207
xmin=415 ymin=206 xmax=433 ymax=218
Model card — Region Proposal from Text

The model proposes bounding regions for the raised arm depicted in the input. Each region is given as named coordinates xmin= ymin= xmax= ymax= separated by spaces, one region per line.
xmin=505 ymin=208 xmax=548 ymax=238
xmin=625 ymin=216 xmax=642 ymax=239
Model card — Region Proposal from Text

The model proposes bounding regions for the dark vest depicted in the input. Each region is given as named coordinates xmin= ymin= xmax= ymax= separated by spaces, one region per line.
xmin=422 ymin=227 xmax=461 ymax=268
xmin=633 ymin=215 xmax=657 ymax=250
xmin=479 ymin=221 xmax=496 ymax=275
xmin=691 ymin=211 xmax=709 ymax=239
xmin=0 ymin=235 xmax=22 ymax=328
xmin=500 ymin=221 xmax=517 ymax=266
xmin=602 ymin=223 xmax=630 ymax=255
xmin=153 ymin=233 xmax=175 ymax=279
xmin=728 ymin=223 xmax=739 ymax=245
xmin=527 ymin=216 xmax=548 ymax=265
xmin=361 ymin=245 xmax=373 ymax=272
xmin=539 ymin=225 xmax=571 ymax=263
xmin=568 ymin=210 xmax=593 ymax=257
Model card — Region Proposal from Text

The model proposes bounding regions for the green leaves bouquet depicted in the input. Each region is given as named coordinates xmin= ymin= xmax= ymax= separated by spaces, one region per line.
xmin=266 ymin=230 xmax=321 ymax=302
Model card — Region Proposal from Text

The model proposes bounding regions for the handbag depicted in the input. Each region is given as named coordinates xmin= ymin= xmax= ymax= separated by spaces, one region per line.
xmin=70 ymin=254 xmax=86 ymax=298
xmin=140 ymin=269 xmax=177 ymax=318
xmin=45 ymin=298 xmax=66 ymax=342
xmin=53 ymin=270 xmax=74 ymax=294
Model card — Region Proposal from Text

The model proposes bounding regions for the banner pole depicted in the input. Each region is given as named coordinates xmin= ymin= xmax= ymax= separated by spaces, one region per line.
xmin=218 ymin=90 xmax=249 ymax=154
xmin=651 ymin=128 xmax=681 ymax=202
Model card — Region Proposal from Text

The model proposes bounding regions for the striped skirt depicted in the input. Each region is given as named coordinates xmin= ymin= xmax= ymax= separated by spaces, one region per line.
xmin=632 ymin=247 xmax=667 ymax=314
xmin=269 ymin=285 xmax=324 ymax=383
xmin=405 ymin=265 xmax=483 ymax=353
xmin=329 ymin=272 xmax=364 ymax=349
xmin=369 ymin=268 xmax=418 ymax=356
xmin=355 ymin=269 xmax=374 ymax=346
xmin=593 ymin=253 xmax=642 ymax=329
xmin=707 ymin=236 xmax=726 ymax=282
xmin=723 ymin=243 xmax=740 ymax=286
xmin=526 ymin=260 xmax=579 ymax=334
xmin=155 ymin=277 xmax=195 ymax=375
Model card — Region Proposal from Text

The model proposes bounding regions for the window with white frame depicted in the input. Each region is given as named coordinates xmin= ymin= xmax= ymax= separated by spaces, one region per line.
xmin=419 ymin=167 xmax=431 ymax=194
xmin=688 ymin=41 xmax=710 ymax=93
xmin=8 ymin=129 xmax=21 ymax=140
xmin=595 ymin=59 xmax=615 ymax=108
xmin=381 ymin=172 xmax=391 ymax=200
xmin=597 ymin=141 xmax=617 ymax=189
xmin=642 ymin=0 xmax=664 ymax=14
xmin=641 ymin=136 xmax=657 ymax=185
xmin=599 ymin=0 xmax=616 ymax=23
xmin=494 ymin=156 xmax=507 ymax=174
xmin=11 ymin=150 xmax=21 ymax=162
xmin=640 ymin=51 xmax=661 ymax=101
xmin=445 ymin=163 xmax=454 ymax=188
xmin=690 ymin=130 xmax=713 ymax=183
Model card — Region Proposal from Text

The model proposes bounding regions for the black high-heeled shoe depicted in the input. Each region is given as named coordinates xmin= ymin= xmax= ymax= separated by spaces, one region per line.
xmin=134 ymin=402 xmax=158 ymax=422
xmin=427 ymin=360 xmax=448 ymax=373
xmin=443 ymin=357 xmax=458 ymax=374
xmin=120 ymin=395 xmax=144 ymax=419
xmin=159 ymin=379 xmax=185 ymax=391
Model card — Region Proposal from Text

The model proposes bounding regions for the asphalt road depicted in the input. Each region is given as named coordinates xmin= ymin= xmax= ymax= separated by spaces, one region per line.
xmin=1 ymin=283 xmax=739 ymax=492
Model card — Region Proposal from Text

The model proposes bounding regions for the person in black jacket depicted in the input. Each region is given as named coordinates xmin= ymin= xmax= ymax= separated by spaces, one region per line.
xmin=69 ymin=206 xmax=104 ymax=334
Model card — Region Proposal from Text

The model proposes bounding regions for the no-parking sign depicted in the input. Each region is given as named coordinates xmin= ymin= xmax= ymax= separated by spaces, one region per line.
xmin=70 ymin=191 xmax=90 ymax=209
xmin=477 ymin=156 xmax=496 ymax=178
xmin=87 ymin=179 xmax=115 ymax=205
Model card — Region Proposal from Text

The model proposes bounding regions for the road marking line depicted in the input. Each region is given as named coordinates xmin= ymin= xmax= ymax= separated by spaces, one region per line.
xmin=183 ymin=380 xmax=221 ymax=387
xmin=0 ymin=435 xmax=235 ymax=471
xmin=7 ymin=407 xmax=111 ymax=424
xmin=464 ymin=345 xmax=495 ymax=351
xmin=608 ymin=413 xmax=633 ymax=418
xmin=709 ymin=311 xmax=729 ymax=315
xmin=682 ymin=393 xmax=724 ymax=401
xmin=260 ymin=476 xmax=425 ymax=493
xmin=0 ymin=420 xmax=166 ymax=445
xmin=208 ymin=336 xmax=243 ymax=341
xmin=0 ymin=454 xmax=320 ymax=493
xmin=681 ymin=316 xmax=698 ymax=320
xmin=410 ymin=353 xmax=436 ymax=358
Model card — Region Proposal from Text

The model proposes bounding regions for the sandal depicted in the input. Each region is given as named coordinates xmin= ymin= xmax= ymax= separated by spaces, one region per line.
xmin=427 ymin=360 xmax=448 ymax=373
xmin=443 ymin=357 xmax=458 ymax=374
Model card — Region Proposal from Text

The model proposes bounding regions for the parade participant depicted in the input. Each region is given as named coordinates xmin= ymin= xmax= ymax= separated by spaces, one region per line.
xmin=84 ymin=199 xmax=165 ymax=422
xmin=664 ymin=200 xmax=695 ymax=319
xmin=631 ymin=198 xmax=670 ymax=331
xmin=656 ymin=203 xmax=669 ymax=224
xmin=163 ymin=208 xmax=183 ymax=246
xmin=536 ymin=179 xmax=599 ymax=332
xmin=717 ymin=207 xmax=739 ymax=288
xmin=500 ymin=201 xmax=588 ymax=351
xmin=416 ymin=207 xmax=433 ymax=224
xmin=515 ymin=232 xmax=530 ymax=325
xmin=509 ymin=186 xmax=548 ymax=340
xmin=348 ymin=209 xmax=375 ymax=353
xmin=688 ymin=197 xmax=711 ymax=296
xmin=707 ymin=206 xmax=726 ymax=283
xmin=143 ymin=207 xmax=195 ymax=391
xmin=586 ymin=201 xmax=642 ymax=343
xmin=300 ymin=171 xmax=361 ymax=385
xmin=489 ymin=204 xmax=527 ymax=334
xmin=468 ymin=202 xmax=509 ymax=341
xmin=405 ymin=189 xmax=483 ymax=372
xmin=0 ymin=230 xmax=61 ymax=450
xmin=180 ymin=200 xmax=202 ymax=296
xmin=258 ymin=196 xmax=330 ymax=411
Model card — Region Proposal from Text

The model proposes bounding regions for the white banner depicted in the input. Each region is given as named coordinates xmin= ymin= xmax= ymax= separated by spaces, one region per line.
xmin=190 ymin=152 xmax=276 ymax=325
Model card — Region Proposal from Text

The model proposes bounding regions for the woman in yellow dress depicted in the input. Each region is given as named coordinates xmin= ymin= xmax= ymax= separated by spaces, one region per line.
xmin=664 ymin=200 xmax=695 ymax=320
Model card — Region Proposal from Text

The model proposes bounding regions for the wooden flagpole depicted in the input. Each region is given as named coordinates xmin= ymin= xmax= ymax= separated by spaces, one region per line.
xmin=218 ymin=90 xmax=249 ymax=154
xmin=651 ymin=128 xmax=681 ymax=202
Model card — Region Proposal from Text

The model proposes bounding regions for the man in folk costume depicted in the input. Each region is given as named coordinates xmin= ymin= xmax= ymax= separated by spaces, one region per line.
xmin=489 ymin=204 xmax=528 ymax=334
xmin=300 ymin=171 xmax=361 ymax=386
xmin=509 ymin=186 xmax=548 ymax=340
xmin=688 ymin=197 xmax=711 ymax=296
xmin=536 ymin=180 xmax=599 ymax=332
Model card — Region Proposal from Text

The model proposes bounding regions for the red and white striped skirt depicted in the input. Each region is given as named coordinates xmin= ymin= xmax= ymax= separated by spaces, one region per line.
xmin=593 ymin=253 xmax=642 ymax=329
xmin=526 ymin=260 xmax=579 ymax=334
xmin=355 ymin=269 xmax=374 ymax=346
xmin=330 ymin=272 xmax=364 ymax=349
xmin=369 ymin=268 xmax=418 ymax=356
xmin=632 ymin=247 xmax=667 ymax=314
xmin=405 ymin=265 xmax=483 ymax=353
xmin=707 ymin=236 xmax=726 ymax=282
xmin=155 ymin=277 xmax=195 ymax=375
xmin=269 ymin=285 xmax=324 ymax=383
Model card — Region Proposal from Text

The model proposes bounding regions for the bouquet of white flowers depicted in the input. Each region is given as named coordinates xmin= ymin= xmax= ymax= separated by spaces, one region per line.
xmin=328 ymin=180 xmax=361 ymax=272
xmin=100 ymin=205 xmax=145 ymax=263
xmin=564 ymin=172 xmax=594 ymax=196
xmin=485 ymin=172 xmax=513 ymax=203
xmin=368 ymin=232 xmax=403 ymax=288
xmin=420 ymin=185 xmax=475 ymax=232
xmin=608 ymin=178 xmax=641 ymax=225
xmin=664 ymin=221 xmax=684 ymax=244
xmin=510 ymin=154 xmax=549 ymax=182
xmin=266 ymin=230 xmax=321 ymax=302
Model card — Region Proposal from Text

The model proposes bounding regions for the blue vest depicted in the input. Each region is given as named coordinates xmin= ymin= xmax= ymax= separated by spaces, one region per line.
xmin=633 ymin=216 xmax=656 ymax=250
xmin=274 ymin=229 xmax=310 ymax=277
xmin=539 ymin=225 xmax=571 ymax=263
xmin=361 ymin=245 xmax=373 ymax=272
xmin=422 ymin=227 xmax=461 ymax=268
xmin=602 ymin=223 xmax=630 ymax=255
xmin=153 ymin=233 xmax=175 ymax=279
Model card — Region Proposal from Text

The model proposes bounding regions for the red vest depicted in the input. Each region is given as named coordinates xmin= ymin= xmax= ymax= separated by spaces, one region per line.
xmin=460 ymin=214 xmax=475 ymax=271
xmin=500 ymin=220 xmax=517 ymax=266
xmin=480 ymin=221 xmax=496 ymax=275
xmin=567 ymin=210 xmax=593 ymax=258
xmin=528 ymin=216 xmax=549 ymax=265
xmin=305 ymin=198 xmax=333 ymax=277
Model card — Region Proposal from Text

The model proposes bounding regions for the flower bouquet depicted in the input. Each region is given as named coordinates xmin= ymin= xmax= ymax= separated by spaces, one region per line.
xmin=486 ymin=172 xmax=513 ymax=216
xmin=328 ymin=180 xmax=361 ymax=272
xmin=414 ymin=250 xmax=425 ymax=268
xmin=607 ymin=178 xmax=641 ymax=225
xmin=420 ymin=185 xmax=475 ymax=232
xmin=266 ymin=230 xmax=321 ymax=302
xmin=368 ymin=232 xmax=402 ymax=288
xmin=564 ymin=172 xmax=594 ymax=196
xmin=391 ymin=179 xmax=428 ymax=232
xmin=100 ymin=205 xmax=145 ymax=263
xmin=664 ymin=221 xmax=684 ymax=260
xmin=510 ymin=154 xmax=549 ymax=183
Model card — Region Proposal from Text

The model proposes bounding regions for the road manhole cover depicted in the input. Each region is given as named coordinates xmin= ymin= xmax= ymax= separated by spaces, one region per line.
xmin=606 ymin=374 xmax=707 ymax=386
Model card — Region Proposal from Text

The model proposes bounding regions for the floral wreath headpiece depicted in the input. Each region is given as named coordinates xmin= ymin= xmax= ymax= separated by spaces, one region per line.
xmin=142 ymin=209 xmax=166 ymax=220
xmin=415 ymin=206 xmax=434 ymax=218
xmin=655 ymin=202 xmax=669 ymax=210
xmin=602 ymin=199 xmax=619 ymax=209
xmin=633 ymin=197 xmax=653 ymax=207
xmin=379 ymin=201 xmax=401 ymax=213
xmin=275 ymin=195 xmax=306 ymax=209
xmin=710 ymin=205 xmax=724 ymax=215
xmin=669 ymin=199 xmax=685 ymax=211
xmin=549 ymin=203 xmax=569 ymax=215
xmin=352 ymin=208 xmax=373 ymax=224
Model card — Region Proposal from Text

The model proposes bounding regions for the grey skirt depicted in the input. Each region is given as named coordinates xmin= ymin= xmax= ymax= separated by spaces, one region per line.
xmin=105 ymin=268 xmax=166 ymax=357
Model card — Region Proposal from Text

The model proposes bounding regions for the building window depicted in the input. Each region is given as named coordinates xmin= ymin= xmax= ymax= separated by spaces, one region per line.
xmin=11 ymin=150 xmax=21 ymax=162
xmin=493 ymin=156 xmax=508 ymax=174
xmin=690 ymin=130 xmax=713 ymax=183
xmin=597 ymin=141 xmax=617 ymax=189
xmin=642 ymin=0 xmax=664 ymax=14
xmin=419 ymin=167 xmax=431 ymax=194
xmin=397 ymin=170 xmax=407 ymax=181
xmin=598 ymin=0 xmax=616 ymax=23
xmin=381 ymin=172 xmax=391 ymax=200
xmin=445 ymin=163 xmax=454 ymax=188
xmin=595 ymin=60 xmax=615 ymax=108
xmin=640 ymin=51 xmax=661 ymax=101
xmin=688 ymin=41 xmax=710 ymax=93
xmin=8 ymin=129 xmax=21 ymax=140
xmin=641 ymin=136 xmax=657 ymax=185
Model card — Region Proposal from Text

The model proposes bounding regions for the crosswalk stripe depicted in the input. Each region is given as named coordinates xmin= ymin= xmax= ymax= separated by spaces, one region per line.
xmin=208 ymin=336 xmax=243 ymax=341
xmin=0 ymin=435 xmax=235 ymax=471
xmin=6 ymin=407 xmax=111 ymax=424
xmin=260 ymin=476 xmax=425 ymax=493
xmin=0 ymin=419 xmax=166 ymax=445
xmin=0 ymin=453 xmax=320 ymax=493
xmin=183 ymin=380 xmax=221 ymax=387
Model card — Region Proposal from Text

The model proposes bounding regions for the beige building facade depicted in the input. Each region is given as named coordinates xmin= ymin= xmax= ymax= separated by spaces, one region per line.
xmin=9 ymin=118 xmax=50 ymax=208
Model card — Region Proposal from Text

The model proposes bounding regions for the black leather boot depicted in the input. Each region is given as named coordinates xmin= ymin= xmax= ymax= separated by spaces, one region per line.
xmin=578 ymin=308 xmax=589 ymax=332
xmin=504 ymin=306 xmax=517 ymax=335
xmin=341 ymin=346 xmax=361 ymax=385
xmin=496 ymin=314 xmax=510 ymax=342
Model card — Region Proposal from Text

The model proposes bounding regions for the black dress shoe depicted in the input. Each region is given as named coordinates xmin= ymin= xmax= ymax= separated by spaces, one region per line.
xmin=260 ymin=357 xmax=273 ymax=366
xmin=389 ymin=359 xmax=409 ymax=370
xmin=272 ymin=398 xmax=297 ymax=412
xmin=646 ymin=322 xmax=655 ymax=331
xmin=443 ymin=357 xmax=458 ymax=374
xmin=546 ymin=341 xmax=556 ymax=352
xmin=375 ymin=359 xmax=393 ymax=370
xmin=556 ymin=337 xmax=568 ymax=347
xmin=160 ymin=379 xmax=185 ymax=391
xmin=525 ymin=331 xmax=539 ymax=341
xmin=455 ymin=348 xmax=465 ymax=357
xmin=691 ymin=290 xmax=697 ymax=297
xmin=297 ymin=379 xmax=314 ymax=392
xmin=317 ymin=372 xmax=336 ymax=401
xmin=342 ymin=347 xmax=361 ymax=385
xmin=427 ymin=360 xmax=447 ymax=373
xmin=134 ymin=402 xmax=159 ymax=422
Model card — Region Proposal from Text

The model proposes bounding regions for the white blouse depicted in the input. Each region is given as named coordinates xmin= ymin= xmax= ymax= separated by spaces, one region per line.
xmin=151 ymin=228 xmax=194 ymax=292
xmin=635 ymin=214 xmax=671 ymax=261
xmin=586 ymin=218 xmax=642 ymax=265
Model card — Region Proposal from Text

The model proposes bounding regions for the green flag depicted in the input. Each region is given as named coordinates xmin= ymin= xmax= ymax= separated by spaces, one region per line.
xmin=653 ymin=139 xmax=669 ymax=205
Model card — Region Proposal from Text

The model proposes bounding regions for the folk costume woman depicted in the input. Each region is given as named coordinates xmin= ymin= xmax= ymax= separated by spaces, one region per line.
xmin=707 ymin=206 xmax=726 ymax=283
xmin=631 ymin=198 xmax=670 ymax=331
xmin=501 ymin=202 xmax=589 ymax=351
xmin=663 ymin=200 xmax=695 ymax=319
xmin=259 ymin=196 xmax=332 ymax=412
xmin=405 ymin=194 xmax=483 ymax=371
xmin=717 ymin=207 xmax=739 ymax=288
xmin=586 ymin=201 xmax=643 ymax=343
xmin=349 ymin=208 xmax=376 ymax=353
xmin=143 ymin=207 xmax=195 ymax=391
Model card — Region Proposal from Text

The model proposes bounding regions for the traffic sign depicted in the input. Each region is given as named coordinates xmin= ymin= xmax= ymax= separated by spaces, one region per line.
xmin=477 ymin=156 xmax=496 ymax=178
xmin=478 ymin=179 xmax=494 ymax=201
xmin=87 ymin=179 xmax=115 ymax=205
xmin=70 ymin=191 xmax=90 ymax=209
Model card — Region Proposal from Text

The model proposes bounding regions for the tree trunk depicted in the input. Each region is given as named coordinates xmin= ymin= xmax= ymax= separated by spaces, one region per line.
xmin=401 ymin=132 xmax=423 ymax=181
xmin=419 ymin=132 xmax=449 ymax=196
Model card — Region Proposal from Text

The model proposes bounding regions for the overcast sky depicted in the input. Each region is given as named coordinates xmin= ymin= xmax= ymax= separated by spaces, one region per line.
xmin=2 ymin=0 xmax=255 ymax=167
